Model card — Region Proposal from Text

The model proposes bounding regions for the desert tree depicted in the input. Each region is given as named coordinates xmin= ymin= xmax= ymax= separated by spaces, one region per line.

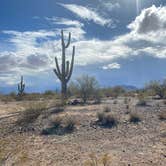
xmin=75 ymin=75 xmax=100 ymax=104
xmin=145 ymin=80 xmax=166 ymax=98
xmin=53 ymin=30 xmax=75 ymax=104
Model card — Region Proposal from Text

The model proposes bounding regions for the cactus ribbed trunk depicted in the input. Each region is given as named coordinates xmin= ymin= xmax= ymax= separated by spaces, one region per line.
xmin=53 ymin=30 xmax=75 ymax=104
xmin=18 ymin=76 xmax=25 ymax=97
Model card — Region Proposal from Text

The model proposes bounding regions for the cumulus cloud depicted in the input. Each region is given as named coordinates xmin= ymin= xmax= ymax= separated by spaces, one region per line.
xmin=102 ymin=63 xmax=121 ymax=70
xmin=128 ymin=5 xmax=166 ymax=34
xmin=59 ymin=3 xmax=112 ymax=27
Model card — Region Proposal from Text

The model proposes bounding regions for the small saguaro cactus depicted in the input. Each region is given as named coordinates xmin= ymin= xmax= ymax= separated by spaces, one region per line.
xmin=18 ymin=76 xmax=25 ymax=96
xmin=53 ymin=30 xmax=75 ymax=103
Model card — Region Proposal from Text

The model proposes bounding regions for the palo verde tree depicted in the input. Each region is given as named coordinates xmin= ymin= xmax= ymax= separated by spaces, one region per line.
xmin=18 ymin=76 xmax=25 ymax=97
xmin=53 ymin=30 xmax=75 ymax=103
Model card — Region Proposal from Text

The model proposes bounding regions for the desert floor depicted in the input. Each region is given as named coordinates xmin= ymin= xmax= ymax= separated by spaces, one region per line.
xmin=0 ymin=97 xmax=165 ymax=166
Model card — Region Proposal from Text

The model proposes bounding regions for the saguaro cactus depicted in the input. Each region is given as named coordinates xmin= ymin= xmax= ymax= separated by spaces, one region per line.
xmin=18 ymin=76 xmax=25 ymax=96
xmin=53 ymin=30 xmax=75 ymax=102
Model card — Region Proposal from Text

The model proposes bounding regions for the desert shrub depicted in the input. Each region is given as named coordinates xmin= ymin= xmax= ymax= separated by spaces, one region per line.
xmin=93 ymin=89 xmax=102 ymax=104
xmin=42 ymin=115 xmax=76 ymax=135
xmin=136 ymin=99 xmax=147 ymax=106
xmin=97 ymin=112 xmax=105 ymax=122
xmin=102 ymin=86 xmax=125 ymax=98
xmin=102 ymin=114 xmax=118 ymax=127
xmin=129 ymin=112 xmax=141 ymax=123
xmin=50 ymin=116 xmax=62 ymax=128
xmin=64 ymin=116 xmax=76 ymax=132
xmin=145 ymin=80 xmax=166 ymax=99
xmin=84 ymin=153 xmax=111 ymax=166
xmin=44 ymin=90 xmax=55 ymax=96
xmin=103 ymin=106 xmax=111 ymax=112
xmin=16 ymin=103 xmax=46 ymax=127
xmin=158 ymin=112 xmax=166 ymax=121
xmin=41 ymin=116 xmax=62 ymax=135
xmin=97 ymin=112 xmax=118 ymax=128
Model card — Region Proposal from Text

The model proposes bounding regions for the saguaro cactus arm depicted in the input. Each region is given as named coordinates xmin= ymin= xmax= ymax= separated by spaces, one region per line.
xmin=66 ymin=46 xmax=75 ymax=82
xmin=61 ymin=30 xmax=71 ymax=48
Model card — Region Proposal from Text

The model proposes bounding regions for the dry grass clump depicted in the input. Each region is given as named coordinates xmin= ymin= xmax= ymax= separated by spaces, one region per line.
xmin=158 ymin=112 xmax=166 ymax=121
xmin=103 ymin=106 xmax=111 ymax=112
xmin=129 ymin=112 xmax=141 ymax=123
xmin=50 ymin=116 xmax=62 ymax=128
xmin=16 ymin=102 xmax=47 ymax=127
xmin=97 ymin=112 xmax=118 ymax=128
xmin=64 ymin=116 xmax=77 ymax=132
xmin=42 ymin=115 xmax=77 ymax=135
xmin=84 ymin=153 xmax=111 ymax=166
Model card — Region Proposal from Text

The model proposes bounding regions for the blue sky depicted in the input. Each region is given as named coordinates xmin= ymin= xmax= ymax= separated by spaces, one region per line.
xmin=0 ymin=0 xmax=166 ymax=93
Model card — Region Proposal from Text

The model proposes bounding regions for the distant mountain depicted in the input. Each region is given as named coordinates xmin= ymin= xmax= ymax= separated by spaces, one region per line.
xmin=120 ymin=85 xmax=138 ymax=91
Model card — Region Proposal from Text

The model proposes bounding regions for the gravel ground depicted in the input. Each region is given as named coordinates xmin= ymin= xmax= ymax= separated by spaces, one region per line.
xmin=0 ymin=98 xmax=165 ymax=166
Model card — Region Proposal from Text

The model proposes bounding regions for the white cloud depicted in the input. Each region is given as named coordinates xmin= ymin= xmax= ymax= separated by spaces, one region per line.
xmin=0 ymin=5 xmax=166 ymax=85
xmin=45 ymin=17 xmax=86 ymax=40
xmin=101 ymin=2 xmax=120 ymax=12
xmin=45 ymin=17 xmax=83 ymax=28
xmin=128 ymin=5 xmax=166 ymax=34
xmin=59 ymin=3 xmax=112 ymax=27
xmin=102 ymin=63 xmax=121 ymax=70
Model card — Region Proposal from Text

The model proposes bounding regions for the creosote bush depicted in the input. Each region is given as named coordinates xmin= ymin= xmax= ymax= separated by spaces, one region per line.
xmin=129 ymin=112 xmax=141 ymax=123
xmin=97 ymin=112 xmax=118 ymax=128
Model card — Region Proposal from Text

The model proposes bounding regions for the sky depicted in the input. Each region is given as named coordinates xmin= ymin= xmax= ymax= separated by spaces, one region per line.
xmin=0 ymin=0 xmax=166 ymax=93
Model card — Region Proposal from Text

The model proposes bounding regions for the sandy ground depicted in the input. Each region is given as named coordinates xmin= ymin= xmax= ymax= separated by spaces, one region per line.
xmin=0 ymin=97 xmax=165 ymax=166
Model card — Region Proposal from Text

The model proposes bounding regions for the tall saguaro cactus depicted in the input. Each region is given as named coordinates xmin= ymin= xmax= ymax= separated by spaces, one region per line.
xmin=18 ymin=76 xmax=25 ymax=96
xmin=53 ymin=30 xmax=75 ymax=102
